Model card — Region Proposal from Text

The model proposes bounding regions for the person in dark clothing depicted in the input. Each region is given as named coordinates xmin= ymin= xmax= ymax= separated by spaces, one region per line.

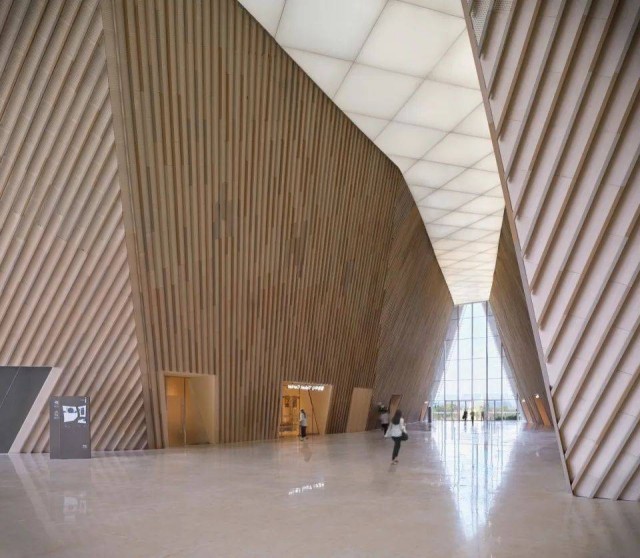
xmin=384 ymin=409 xmax=407 ymax=464
xmin=462 ymin=409 xmax=468 ymax=423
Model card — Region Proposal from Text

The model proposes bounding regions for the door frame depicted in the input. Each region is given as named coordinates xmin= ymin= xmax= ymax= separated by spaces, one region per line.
xmin=279 ymin=381 xmax=333 ymax=437
xmin=162 ymin=371 xmax=218 ymax=447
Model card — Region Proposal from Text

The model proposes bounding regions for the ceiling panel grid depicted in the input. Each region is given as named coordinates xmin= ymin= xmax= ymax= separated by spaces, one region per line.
xmin=239 ymin=0 xmax=503 ymax=304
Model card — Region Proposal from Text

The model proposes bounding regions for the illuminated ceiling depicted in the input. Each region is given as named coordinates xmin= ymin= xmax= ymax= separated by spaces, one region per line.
xmin=239 ymin=0 xmax=503 ymax=304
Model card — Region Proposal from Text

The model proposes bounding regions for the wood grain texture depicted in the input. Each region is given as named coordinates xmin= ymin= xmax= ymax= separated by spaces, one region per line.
xmin=0 ymin=0 xmax=149 ymax=451
xmin=369 ymin=187 xmax=453 ymax=428
xmin=490 ymin=213 xmax=550 ymax=425
xmin=466 ymin=0 xmax=640 ymax=500
xmin=103 ymin=0 xmax=451 ymax=445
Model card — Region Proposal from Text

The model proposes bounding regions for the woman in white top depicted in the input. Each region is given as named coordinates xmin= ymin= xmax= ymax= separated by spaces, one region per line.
xmin=299 ymin=409 xmax=308 ymax=440
xmin=384 ymin=409 xmax=407 ymax=464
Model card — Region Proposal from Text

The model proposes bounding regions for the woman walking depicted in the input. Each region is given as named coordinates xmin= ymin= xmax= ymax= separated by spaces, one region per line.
xmin=385 ymin=409 xmax=407 ymax=464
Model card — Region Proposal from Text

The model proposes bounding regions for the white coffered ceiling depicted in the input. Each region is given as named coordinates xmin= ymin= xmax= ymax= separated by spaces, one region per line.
xmin=238 ymin=0 xmax=503 ymax=304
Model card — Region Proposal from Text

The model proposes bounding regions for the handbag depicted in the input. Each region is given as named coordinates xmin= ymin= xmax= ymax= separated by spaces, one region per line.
xmin=401 ymin=431 xmax=408 ymax=441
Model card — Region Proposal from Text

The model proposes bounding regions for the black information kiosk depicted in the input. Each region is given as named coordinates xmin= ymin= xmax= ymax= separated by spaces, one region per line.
xmin=50 ymin=396 xmax=91 ymax=459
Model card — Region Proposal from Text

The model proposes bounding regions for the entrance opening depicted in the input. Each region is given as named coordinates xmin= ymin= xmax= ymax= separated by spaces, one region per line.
xmin=279 ymin=381 xmax=333 ymax=437
xmin=430 ymin=302 xmax=523 ymax=422
xmin=165 ymin=375 xmax=217 ymax=447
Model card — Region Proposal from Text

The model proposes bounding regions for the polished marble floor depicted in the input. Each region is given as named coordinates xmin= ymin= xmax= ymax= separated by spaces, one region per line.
xmin=1 ymin=422 xmax=639 ymax=557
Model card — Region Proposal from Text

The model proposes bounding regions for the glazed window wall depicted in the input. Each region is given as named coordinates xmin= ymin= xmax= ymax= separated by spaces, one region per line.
xmin=432 ymin=302 xmax=521 ymax=421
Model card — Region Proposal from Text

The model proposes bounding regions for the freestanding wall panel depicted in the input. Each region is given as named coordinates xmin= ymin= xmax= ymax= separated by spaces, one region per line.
xmin=465 ymin=0 xmax=640 ymax=500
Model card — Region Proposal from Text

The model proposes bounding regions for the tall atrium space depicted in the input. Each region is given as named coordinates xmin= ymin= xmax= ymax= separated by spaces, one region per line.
xmin=0 ymin=1 xmax=639 ymax=556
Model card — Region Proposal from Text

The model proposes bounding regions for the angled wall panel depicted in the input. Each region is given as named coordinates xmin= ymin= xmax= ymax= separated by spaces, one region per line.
xmin=0 ymin=0 xmax=150 ymax=451
xmin=371 ymin=187 xmax=453 ymax=428
xmin=103 ymin=0 xmax=451 ymax=445
xmin=0 ymin=367 xmax=50 ymax=452
xmin=490 ymin=213 xmax=551 ymax=425
xmin=465 ymin=0 xmax=640 ymax=499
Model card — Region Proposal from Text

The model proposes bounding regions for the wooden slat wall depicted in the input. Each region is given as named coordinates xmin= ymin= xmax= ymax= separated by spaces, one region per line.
xmin=0 ymin=0 xmax=149 ymax=451
xmin=102 ymin=0 xmax=451 ymax=445
xmin=465 ymin=0 xmax=640 ymax=500
xmin=369 ymin=187 xmax=453 ymax=428
xmin=490 ymin=213 xmax=551 ymax=425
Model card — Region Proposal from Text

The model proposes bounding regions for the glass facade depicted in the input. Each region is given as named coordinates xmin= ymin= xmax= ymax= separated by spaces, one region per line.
xmin=432 ymin=302 xmax=521 ymax=421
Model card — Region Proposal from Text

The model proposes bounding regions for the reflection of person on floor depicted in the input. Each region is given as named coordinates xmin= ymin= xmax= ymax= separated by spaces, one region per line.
xmin=385 ymin=410 xmax=407 ymax=464
xmin=380 ymin=408 xmax=390 ymax=435
xmin=302 ymin=444 xmax=312 ymax=462
xmin=462 ymin=409 xmax=468 ymax=423
xmin=299 ymin=409 xmax=307 ymax=440
xmin=471 ymin=411 xmax=475 ymax=423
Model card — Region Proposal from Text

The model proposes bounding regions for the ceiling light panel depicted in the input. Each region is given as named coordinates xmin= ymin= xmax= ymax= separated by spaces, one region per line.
xmin=276 ymin=0 xmax=386 ymax=59
xmin=468 ymin=213 xmax=504 ymax=231
xmin=334 ymin=64 xmax=421 ymax=119
xmin=447 ymin=228 xmax=495 ymax=242
xmin=375 ymin=122 xmax=445 ymax=158
xmin=485 ymin=186 xmax=504 ymax=197
xmin=457 ymin=195 xmax=505 ymax=214
xmin=396 ymin=80 xmax=482 ymax=130
xmin=346 ymin=112 xmax=390 ymax=139
xmin=285 ymin=48 xmax=352 ymax=97
xmin=435 ymin=211 xmax=485 ymax=228
xmin=357 ymin=1 xmax=464 ymax=77
xmin=433 ymin=238 xmax=467 ymax=250
xmin=428 ymin=31 xmax=480 ymax=89
xmin=426 ymin=223 xmax=460 ymax=239
xmin=425 ymin=134 xmax=494 ymax=166
xmin=419 ymin=207 xmax=449 ymax=222
xmin=440 ymin=168 xmax=500 ymax=195
xmin=388 ymin=155 xmax=418 ymax=172
xmin=404 ymin=0 xmax=464 ymax=17
xmin=453 ymin=103 xmax=491 ymax=138
xmin=439 ymin=249 xmax=478 ymax=261
xmin=422 ymin=190 xmax=477 ymax=210
xmin=408 ymin=185 xmax=436 ymax=201
xmin=474 ymin=153 xmax=499 ymax=172
xmin=237 ymin=0 xmax=504 ymax=304
xmin=239 ymin=0 xmax=285 ymax=35
xmin=404 ymin=160 xmax=464 ymax=187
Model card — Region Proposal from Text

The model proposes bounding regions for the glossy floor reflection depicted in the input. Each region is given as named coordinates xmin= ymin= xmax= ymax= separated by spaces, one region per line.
xmin=1 ymin=422 xmax=639 ymax=557
xmin=434 ymin=420 xmax=520 ymax=540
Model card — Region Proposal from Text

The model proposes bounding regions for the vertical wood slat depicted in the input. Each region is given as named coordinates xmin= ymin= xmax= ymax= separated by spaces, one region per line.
xmin=0 ymin=0 xmax=149 ymax=451
xmin=103 ymin=0 xmax=453 ymax=445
